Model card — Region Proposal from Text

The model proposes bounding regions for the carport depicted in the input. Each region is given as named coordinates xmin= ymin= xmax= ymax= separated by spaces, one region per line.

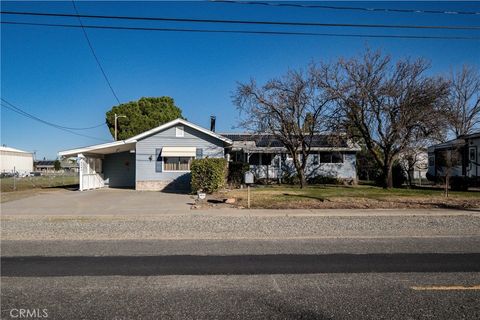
xmin=59 ymin=140 xmax=136 ymax=191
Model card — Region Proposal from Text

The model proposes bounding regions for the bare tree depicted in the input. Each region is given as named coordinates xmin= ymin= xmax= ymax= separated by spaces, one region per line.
xmin=318 ymin=49 xmax=450 ymax=188
xmin=444 ymin=65 xmax=480 ymax=138
xmin=233 ymin=67 xmax=332 ymax=188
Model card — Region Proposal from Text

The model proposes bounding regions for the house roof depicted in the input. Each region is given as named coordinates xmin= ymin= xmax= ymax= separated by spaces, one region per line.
xmin=428 ymin=131 xmax=480 ymax=152
xmin=126 ymin=118 xmax=232 ymax=145
xmin=0 ymin=146 xmax=32 ymax=154
xmin=58 ymin=118 xmax=232 ymax=157
xmin=34 ymin=160 xmax=55 ymax=166
xmin=221 ymin=133 xmax=360 ymax=152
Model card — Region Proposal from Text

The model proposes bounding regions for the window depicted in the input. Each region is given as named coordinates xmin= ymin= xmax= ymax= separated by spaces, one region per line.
xmin=261 ymin=154 xmax=273 ymax=165
xmin=248 ymin=153 xmax=260 ymax=165
xmin=428 ymin=155 xmax=435 ymax=167
xmin=332 ymin=152 xmax=343 ymax=163
xmin=469 ymin=147 xmax=477 ymax=161
xmin=175 ymin=126 xmax=184 ymax=137
xmin=320 ymin=152 xmax=343 ymax=163
xmin=312 ymin=154 xmax=319 ymax=166
xmin=196 ymin=148 xmax=203 ymax=159
xmin=163 ymin=157 xmax=193 ymax=171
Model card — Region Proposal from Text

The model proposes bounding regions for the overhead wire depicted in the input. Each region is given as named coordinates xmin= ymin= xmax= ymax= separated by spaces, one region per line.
xmin=70 ymin=1 xmax=121 ymax=104
xmin=1 ymin=99 xmax=110 ymax=142
xmin=1 ymin=10 xmax=479 ymax=30
xmin=2 ymin=21 xmax=479 ymax=41
xmin=210 ymin=0 xmax=480 ymax=16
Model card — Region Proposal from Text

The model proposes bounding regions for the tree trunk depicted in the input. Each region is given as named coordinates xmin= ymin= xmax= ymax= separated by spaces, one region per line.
xmin=299 ymin=170 xmax=306 ymax=189
xmin=383 ymin=161 xmax=394 ymax=189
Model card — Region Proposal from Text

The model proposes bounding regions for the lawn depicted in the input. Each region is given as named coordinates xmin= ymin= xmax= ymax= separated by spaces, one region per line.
xmin=0 ymin=175 xmax=79 ymax=202
xmin=219 ymin=184 xmax=480 ymax=209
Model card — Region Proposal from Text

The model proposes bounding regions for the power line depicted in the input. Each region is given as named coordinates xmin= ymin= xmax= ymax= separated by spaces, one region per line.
xmin=2 ymin=10 xmax=480 ymax=30
xmin=211 ymin=0 xmax=480 ymax=16
xmin=1 ymin=102 xmax=109 ymax=142
xmin=3 ymin=21 xmax=480 ymax=41
xmin=71 ymin=1 xmax=121 ymax=105
xmin=1 ymin=98 xmax=106 ymax=130
xmin=2 ymin=103 xmax=109 ymax=142
xmin=1 ymin=99 xmax=109 ymax=142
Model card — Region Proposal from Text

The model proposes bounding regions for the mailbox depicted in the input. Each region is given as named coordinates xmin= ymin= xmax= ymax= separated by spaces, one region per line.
xmin=244 ymin=171 xmax=254 ymax=184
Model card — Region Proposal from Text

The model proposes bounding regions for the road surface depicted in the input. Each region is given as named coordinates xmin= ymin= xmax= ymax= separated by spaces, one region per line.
xmin=2 ymin=237 xmax=480 ymax=320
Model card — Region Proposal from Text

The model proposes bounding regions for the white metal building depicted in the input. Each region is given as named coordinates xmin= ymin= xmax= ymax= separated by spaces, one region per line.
xmin=0 ymin=146 xmax=34 ymax=175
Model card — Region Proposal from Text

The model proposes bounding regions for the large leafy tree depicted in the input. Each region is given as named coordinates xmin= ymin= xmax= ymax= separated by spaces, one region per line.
xmin=106 ymin=97 xmax=183 ymax=140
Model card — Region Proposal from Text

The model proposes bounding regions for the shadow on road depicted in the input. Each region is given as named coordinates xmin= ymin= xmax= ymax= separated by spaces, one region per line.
xmin=2 ymin=253 xmax=480 ymax=277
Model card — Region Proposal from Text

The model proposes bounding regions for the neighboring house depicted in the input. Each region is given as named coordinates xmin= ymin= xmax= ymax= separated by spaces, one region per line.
xmin=59 ymin=118 xmax=360 ymax=191
xmin=34 ymin=160 xmax=55 ymax=172
xmin=61 ymin=158 xmax=79 ymax=172
xmin=427 ymin=132 xmax=480 ymax=187
xmin=223 ymin=134 xmax=360 ymax=182
xmin=398 ymin=149 xmax=428 ymax=184
xmin=0 ymin=146 xmax=33 ymax=176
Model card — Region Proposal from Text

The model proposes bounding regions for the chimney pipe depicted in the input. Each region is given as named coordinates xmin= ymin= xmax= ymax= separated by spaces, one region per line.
xmin=210 ymin=115 xmax=216 ymax=132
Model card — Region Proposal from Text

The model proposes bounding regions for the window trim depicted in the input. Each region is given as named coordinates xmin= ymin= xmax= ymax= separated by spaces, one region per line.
xmin=162 ymin=156 xmax=194 ymax=172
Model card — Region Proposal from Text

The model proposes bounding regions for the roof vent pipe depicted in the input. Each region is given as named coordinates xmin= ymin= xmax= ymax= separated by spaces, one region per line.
xmin=210 ymin=116 xmax=216 ymax=132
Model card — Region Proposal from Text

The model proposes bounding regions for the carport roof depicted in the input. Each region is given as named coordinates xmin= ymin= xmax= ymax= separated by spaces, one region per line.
xmin=58 ymin=140 xmax=136 ymax=157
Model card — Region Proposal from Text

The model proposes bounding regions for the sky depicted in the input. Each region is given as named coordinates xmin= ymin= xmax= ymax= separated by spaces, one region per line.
xmin=1 ymin=1 xmax=479 ymax=159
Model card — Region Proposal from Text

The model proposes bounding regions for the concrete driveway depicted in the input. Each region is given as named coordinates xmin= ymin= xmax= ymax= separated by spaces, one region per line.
xmin=1 ymin=188 xmax=195 ymax=215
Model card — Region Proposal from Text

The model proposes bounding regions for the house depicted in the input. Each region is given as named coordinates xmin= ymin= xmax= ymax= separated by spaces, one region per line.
xmin=34 ymin=160 xmax=55 ymax=172
xmin=223 ymin=133 xmax=360 ymax=182
xmin=0 ymin=146 xmax=33 ymax=176
xmin=398 ymin=148 xmax=428 ymax=184
xmin=59 ymin=118 xmax=232 ymax=191
xmin=427 ymin=132 xmax=480 ymax=187
xmin=58 ymin=118 xmax=360 ymax=191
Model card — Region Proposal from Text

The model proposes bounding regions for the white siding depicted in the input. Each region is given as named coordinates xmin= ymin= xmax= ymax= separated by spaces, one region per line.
xmin=0 ymin=151 xmax=34 ymax=174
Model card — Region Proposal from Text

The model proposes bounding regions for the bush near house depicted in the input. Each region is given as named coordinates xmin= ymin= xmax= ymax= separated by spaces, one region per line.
xmin=191 ymin=158 xmax=228 ymax=194
xmin=227 ymin=162 xmax=250 ymax=186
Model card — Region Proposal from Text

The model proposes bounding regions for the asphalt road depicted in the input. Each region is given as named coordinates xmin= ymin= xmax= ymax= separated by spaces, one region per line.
xmin=2 ymin=238 xmax=480 ymax=320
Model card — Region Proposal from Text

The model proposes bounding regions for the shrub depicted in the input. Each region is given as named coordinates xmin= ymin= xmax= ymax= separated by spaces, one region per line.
xmin=307 ymin=175 xmax=342 ymax=185
xmin=227 ymin=162 xmax=250 ymax=186
xmin=281 ymin=173 xmax=300 ymax=185
xmin=191 ymin=158 xmax=227 ymax=194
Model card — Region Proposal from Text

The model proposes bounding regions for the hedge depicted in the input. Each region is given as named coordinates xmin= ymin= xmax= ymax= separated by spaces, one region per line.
xmin=191 ymin=158 xmax=228 ymax=194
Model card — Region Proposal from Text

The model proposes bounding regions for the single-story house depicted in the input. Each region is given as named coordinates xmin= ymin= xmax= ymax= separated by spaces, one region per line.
xmin=34 ymin=160 xmax=56 ymax=172
xmin=427 ymin=131 xmax=480 ymax=187
xmin=59 ymin=118 xmax=360 ymax=191
xmin=223 ymin=133 xmax=360 ymax=182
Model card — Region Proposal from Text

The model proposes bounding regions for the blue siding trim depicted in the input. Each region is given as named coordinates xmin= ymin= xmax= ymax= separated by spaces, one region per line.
xmin=135 ymin=124 xmax=225 ymax=184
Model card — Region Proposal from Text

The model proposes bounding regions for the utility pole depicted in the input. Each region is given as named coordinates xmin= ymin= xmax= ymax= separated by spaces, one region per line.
xmin=114 ymin=113 xmax=127 ymax=141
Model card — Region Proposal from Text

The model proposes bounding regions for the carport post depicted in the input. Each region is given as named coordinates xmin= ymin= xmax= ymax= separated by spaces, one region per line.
xmin=78 ymin=153 xmax=84 ymax=191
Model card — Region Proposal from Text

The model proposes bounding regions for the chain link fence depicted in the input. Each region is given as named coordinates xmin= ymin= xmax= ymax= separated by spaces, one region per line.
xmin=0 ymin=172 xmax=79 ymax=192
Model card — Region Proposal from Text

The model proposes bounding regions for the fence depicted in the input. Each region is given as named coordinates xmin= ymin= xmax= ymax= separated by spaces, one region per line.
xmin=0 ymin=173 xmax=79 ymax=192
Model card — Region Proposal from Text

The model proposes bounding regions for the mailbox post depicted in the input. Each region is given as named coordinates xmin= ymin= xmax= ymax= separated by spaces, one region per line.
xmin=244 ymin=171 xmax=254 ymax=209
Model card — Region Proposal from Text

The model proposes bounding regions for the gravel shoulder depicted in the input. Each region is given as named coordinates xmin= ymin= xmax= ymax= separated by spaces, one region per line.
xmin=2 ymin=213 xmax=480 ymax=240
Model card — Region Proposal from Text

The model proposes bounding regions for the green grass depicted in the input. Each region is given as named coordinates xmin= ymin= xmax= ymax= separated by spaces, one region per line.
xmin=225 ymin=184 xmax=480 ymax=209
xmin=0 ymin=175 xmax=79 ymax=193
xmin=248 ymin=184 xmax=477 ymax=199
